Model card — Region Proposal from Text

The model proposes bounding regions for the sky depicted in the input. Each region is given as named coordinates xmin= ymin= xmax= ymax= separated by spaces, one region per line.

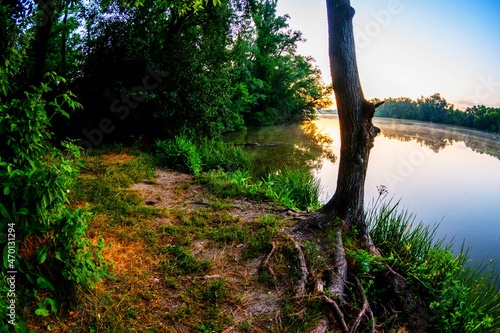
xmin=276 ymin=0 xmax=500 ymax=110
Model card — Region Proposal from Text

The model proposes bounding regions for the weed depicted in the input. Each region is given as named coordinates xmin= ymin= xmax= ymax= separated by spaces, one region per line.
xmin=207 ymin=224 xmax=248 ymax=244
xmin=201 ymin=279 xmax=229 ymax=306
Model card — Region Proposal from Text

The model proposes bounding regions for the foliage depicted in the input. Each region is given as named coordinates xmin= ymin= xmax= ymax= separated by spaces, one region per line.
xmin=155 ymin=135 xmax=204 ymax=175
xmin=25 ymin=0 xmax=330 ymax=143
xmin=366 ymin=197 xmax=500 ymax=332
xmin=0 ymin=52 xmax=107 ymax=327
xmin=200 ymin=167 xmax=321 ymax=211
xmin=155 ymin=135 xmax=252 ymax=175
xmin=373 ymin=93 xmax=500 ymax=134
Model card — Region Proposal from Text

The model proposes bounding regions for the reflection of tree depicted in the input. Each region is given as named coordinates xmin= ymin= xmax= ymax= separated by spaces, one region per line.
xmin=225 ymin=121 xmax=337 ymax=177
xmin=375 ymin=118 xmax=500 ymax=159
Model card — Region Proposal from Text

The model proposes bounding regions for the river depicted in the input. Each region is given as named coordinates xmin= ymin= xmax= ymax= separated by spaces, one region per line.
xmin=228 ymin=115 xmax=500 ymax=274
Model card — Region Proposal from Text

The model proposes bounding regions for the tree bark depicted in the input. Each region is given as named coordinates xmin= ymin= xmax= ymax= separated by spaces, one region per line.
xmin=308 ymin=0 xmax=380 ymax=245
xmin=30 ymin=0 xmax=57 ymax=86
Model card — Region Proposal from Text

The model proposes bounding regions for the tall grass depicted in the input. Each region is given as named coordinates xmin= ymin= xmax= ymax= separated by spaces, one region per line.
xmin=155 ymin=135 xmax=252 ymax=175
xmin=366 ymin=198 xmax=500 ymax=332
xmin=269 ymin=168 xmax=321 ymax=211
xmin=155 ymin=135 xmax=203 ymax=175
xmin=200 ymin=168 xmax=321 ymax=211
xmin=156 ymin=135 xmax=321 ymax=211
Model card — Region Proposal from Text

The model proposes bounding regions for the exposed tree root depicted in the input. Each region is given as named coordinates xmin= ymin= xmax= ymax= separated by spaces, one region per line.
xmin=322 ymin=295 xmax=349 ymax=332
xmin=350 ymin=275 xmax=375 ymax=333
xmin=260 ymin=242 xmax=277 ymax=281
xmin=309 ymin=316 xmax=330 ymax=333
xmin=285 ymin=216 xmax=430 ymax=333
xmin=294 ymin=241 xmax=309 ymax=296
xmin=326 ymin=228 xmax=347 ymax=299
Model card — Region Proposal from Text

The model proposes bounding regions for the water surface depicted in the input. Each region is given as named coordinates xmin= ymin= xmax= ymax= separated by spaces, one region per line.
xmin=230 ymin=115 xmax=500 ymax=272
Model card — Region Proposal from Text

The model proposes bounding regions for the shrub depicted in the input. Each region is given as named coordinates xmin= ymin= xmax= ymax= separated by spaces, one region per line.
xmin=0 ymin=59 xmax=107 ymax=327
xmin=155 ymin=135 xmax=202 ymax=175
xmin=155 ymin=136 xmax=252 ymax=175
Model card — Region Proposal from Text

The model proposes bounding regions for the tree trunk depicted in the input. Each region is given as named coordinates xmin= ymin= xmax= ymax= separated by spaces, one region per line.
xmin=274 ymin=2 xmax=430 ymax=331
xmin=61 ymin=2 xmax=69 ymax=78
xmin=30 ymin=0 xmax=57 ymax=86
xmin=305 ymin=0 xmax=380 ymax=245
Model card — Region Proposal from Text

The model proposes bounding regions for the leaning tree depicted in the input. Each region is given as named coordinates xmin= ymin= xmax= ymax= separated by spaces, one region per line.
xmin=288 ymin=1 xmax=429 ymax=332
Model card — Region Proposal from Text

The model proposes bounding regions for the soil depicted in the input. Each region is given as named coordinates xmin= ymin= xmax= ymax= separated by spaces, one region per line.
xmin=129 ymin=169 xmax=294 ymax=332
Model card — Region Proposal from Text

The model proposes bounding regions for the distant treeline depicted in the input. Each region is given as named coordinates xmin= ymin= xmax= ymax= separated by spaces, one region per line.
xmin=372 ymin=94 xmax=500 ymax=134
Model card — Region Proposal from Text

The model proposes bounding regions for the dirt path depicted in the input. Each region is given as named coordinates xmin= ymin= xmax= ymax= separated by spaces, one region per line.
xmin=128 ymin=169 xmax=294 ymax=332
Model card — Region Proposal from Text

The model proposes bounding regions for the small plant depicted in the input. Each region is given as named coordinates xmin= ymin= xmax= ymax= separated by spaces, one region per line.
xmin=201 ymin=279 xmax=229 ymax=306
xmin=244 ymin=215 xmax=282 ymax=259
xmin=160 ymin=245 xmax=212 ymax=275
xmin=155 ymin=136 xmax=252 ymax=175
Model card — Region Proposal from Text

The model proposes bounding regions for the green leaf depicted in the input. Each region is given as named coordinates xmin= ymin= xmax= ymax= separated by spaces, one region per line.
xmin=35 ymin=308 xmax=49 ymax=317
xmin=13 ymin=319 xmax=28 ymax=333
xmin=19 ymin=208 xmax=29 ymax=215
xmin=45 ymin=298 xmax=57 ymax=313
xmin=0 ymin=203 xmax=10 ymax=220
xmin=35 ymin=246 xmax=50 ymax=264
xmin=36 ymin=276 xmax=56 ymax=292
xmin=3 ymin=187 xmax=10 ymax=195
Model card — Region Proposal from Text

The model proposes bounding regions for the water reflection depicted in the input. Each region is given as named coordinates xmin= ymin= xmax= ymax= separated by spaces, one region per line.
xmin=229 ymin=115 xmax=500 ymax=277
xmin=225 ymin=121 xmax=336 ymax=177
xmin=375 ymin=117 xmax=500 ymax=159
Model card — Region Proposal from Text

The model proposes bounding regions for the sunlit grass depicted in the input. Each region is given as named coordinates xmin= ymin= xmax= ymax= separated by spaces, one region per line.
xmin=33 ymin=147 xmax=297 ymax=332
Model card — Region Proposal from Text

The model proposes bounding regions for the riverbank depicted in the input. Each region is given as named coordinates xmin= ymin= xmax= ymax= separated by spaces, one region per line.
xmin=25 ymin=149 xmax=307 ymax=332
xmin=23 ymin=146 xmax=500 ymax=332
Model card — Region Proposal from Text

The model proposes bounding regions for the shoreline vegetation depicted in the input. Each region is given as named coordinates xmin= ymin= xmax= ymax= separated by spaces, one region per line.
xmin=2 ymin=0 xmax=499 ymax=331
xmin=17 ymin=139 xmax=498 ymax=332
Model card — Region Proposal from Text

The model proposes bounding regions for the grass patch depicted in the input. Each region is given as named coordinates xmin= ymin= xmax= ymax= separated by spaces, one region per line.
xmin=244 ymin=214 xmax=282 ymax=259
xmin=200 ymin=168 xmax=321 ymax=211
xmin=155 ymin=135 xmax=253 ymax=175
xmin=160 ymin=245 xmax=212 ymax=276
xmin=367 ymin=198 xmax=500 ymax=332
xmin=156 ymin=135 xmax=321 ymax=211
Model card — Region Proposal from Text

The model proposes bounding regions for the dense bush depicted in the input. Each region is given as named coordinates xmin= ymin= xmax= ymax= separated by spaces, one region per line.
xmin=0 ymin=54 xmax=107 ymax=329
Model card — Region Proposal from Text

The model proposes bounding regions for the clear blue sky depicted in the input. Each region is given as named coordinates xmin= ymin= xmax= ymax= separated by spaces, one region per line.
xmin=276 ymin=0 xmax=500 ymax=110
